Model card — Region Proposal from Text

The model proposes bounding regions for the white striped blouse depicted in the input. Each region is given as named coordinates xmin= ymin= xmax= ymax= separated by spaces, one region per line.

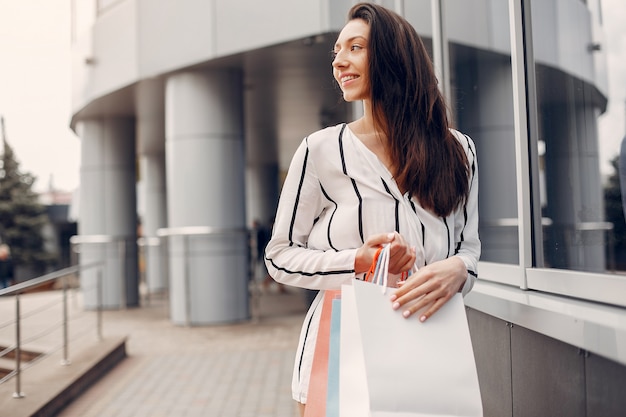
xmin=264 ymin=123 xmax=480 ymax=402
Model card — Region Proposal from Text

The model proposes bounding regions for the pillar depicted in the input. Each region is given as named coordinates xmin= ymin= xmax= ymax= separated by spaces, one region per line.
xmin=136 ymin=80 xmax=168 ymax=293
xmin=165 ymin=70 xmax=248 ymax=325
xmin=244 ymin=76 xmax=279 ymax=228
xmin=77 ymin=117 xmax=139 ymax=309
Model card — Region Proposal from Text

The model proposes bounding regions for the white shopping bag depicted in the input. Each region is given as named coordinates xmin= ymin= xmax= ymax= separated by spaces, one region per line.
xmin=339 ymin=246 xmax=483 ymax=416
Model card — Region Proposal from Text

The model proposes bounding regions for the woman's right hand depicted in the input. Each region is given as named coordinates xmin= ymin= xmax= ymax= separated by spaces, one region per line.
xmin=355 ymin=232 xmax=415 ymax=275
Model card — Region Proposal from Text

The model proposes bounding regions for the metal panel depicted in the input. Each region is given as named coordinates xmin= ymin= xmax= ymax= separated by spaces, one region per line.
xmin=467 ymin=308 xmax=513 ymax=417
xmin=586 ymin=352 xmax=626 ymax=417
xmin=511 ymin=325 xmax=585 ymax=417
xmin=526 ymin=267 xmax=626 ymax=308
xmin=508 ymin=0 xmax=533 ymax=286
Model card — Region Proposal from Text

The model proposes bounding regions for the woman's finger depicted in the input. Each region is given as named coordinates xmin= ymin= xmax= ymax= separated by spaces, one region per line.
xmin=413 ymin=295 xmax=449 ymax=322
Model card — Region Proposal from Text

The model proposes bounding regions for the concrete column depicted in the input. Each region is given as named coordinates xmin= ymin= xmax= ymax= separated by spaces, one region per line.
xmin=244 ymin=76 xmax=279 ymax=228
xmin=165 ymin=70 xmax=248 ymax=325
xmin=77 ymin=117 xmax=139 ymax=309
xmin=136 ymin=80 xmax=168 ymax=293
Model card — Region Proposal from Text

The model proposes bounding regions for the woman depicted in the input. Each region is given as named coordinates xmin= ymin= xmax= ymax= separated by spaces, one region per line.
xmin=264 ymin=2 xmax=480 ymax=414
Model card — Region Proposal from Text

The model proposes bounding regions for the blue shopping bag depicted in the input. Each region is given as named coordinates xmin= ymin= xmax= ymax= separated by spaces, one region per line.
xmin=326 ymin=298 xmax=342 ymax=417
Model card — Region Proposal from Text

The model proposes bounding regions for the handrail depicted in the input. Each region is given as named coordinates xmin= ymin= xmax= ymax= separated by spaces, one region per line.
xmin=0 ymin=262 xmax=100 ymax=297
xmin=0 ymin=261 xmax=104 ymax=399
xmin=69 ymin=235 xmax=137 ymax=308
xmin=69 ymin=234 xmax=134 ymax=244
xmin=156 ymin=226 xmax=250 ymax=326
xmin=156 ymin=226 xmax=248 ymax=237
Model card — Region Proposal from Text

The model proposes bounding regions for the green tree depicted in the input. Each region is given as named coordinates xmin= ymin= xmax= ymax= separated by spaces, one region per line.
xmin=0 ymin=138 xmax=54 ymax=274
xmin=604 ymin=155 xmax=626 ymax=269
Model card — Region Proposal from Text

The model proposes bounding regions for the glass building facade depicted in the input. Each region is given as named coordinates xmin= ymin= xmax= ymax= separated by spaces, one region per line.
xmin=70 ymin=1 xmax=626 ymax=415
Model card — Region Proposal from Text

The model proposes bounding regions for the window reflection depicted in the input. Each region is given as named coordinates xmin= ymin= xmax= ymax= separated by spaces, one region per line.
xmin=531 ymin=0 xmax=620 ymax=274
xmin=444 ymin=0 xmax=518 ymax=264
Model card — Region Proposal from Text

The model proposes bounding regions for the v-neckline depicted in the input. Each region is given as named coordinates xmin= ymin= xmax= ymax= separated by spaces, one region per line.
xmin=345 ymin=124 xmax=408 ymax=199
xmin=345 ymin=124 xmax=394 ymax=178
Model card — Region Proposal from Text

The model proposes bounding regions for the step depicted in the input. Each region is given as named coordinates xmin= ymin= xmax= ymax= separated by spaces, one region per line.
xmin=0 ymin=336 xmax=126 ymax=417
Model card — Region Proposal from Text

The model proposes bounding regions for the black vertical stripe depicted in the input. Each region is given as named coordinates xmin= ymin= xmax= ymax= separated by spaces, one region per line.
xmin=421 ymin=221 xmax=428 ymax=266
xmin=443 ymin=217 xmax=451 ymax=257
xmin=288 ymin=139 xmax=309 ymax=247
xmin=381 ymin=179 xmax=400 ymax=232
xmin=297 ymin=300 xmax=319 ymax=384
xmin=338 ymin=124 xmax=364 ymax=244
xmin=319 ymin=183 xmax=339 ymax=251
xmin=409 ymin=199 xmax=425 ymax=244
xmin=464 ymin=134 xmax=477 ymax=182
xmin=454 ymin=134 xmax=475 ymax=254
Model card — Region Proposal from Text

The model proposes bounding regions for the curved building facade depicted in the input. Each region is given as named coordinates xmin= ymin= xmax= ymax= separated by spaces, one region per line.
xmin=70 ymin=0 xmax=626 ymax=414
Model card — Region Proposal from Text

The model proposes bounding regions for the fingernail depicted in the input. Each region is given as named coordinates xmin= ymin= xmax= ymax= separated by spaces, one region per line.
xmin=392 ymin=302 xmax=400 ymax=310
xmin=403 ymin=310 xmax=410 ymax=318
xmin=411 ymin=246 xmax=416 ymax=253
xmin=387 ymin=233 xmax=394 ymax=240
xmin=389 ymin=294 xmax=397 ymax=301
xmin=420 ymin=315 xmax=427 ymax=322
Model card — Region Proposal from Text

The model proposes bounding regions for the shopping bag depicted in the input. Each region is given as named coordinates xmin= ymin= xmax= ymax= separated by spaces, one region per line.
xmin=339 ymin=285 xmax=370 ymax=417
xmin=304 ymin=289 xmax=340 ymax=417
xmin=340 ymin=245 xmax=483 ymax=417
xmin=326 ymin=298 xmax=342 ymax=417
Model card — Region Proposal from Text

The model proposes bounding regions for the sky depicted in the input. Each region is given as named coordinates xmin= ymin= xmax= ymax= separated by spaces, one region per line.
xmin=0 ymin=0 xmax=624 ymax=194
xmin=0 ymin=0 xmax=78 ymax=193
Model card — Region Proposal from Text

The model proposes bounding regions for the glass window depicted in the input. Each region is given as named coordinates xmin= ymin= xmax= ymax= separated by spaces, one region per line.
xmin=444 ymin=0 xmax=519 ymax=264
xmin=531 ymin=0 xmax=625 ymax=275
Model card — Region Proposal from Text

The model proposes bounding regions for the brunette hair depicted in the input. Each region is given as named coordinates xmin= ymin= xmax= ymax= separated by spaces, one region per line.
xmin=348 ymin=2 xmax=469 ymax=217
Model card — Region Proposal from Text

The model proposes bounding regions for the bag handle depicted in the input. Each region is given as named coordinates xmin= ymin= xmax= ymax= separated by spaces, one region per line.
xmin=364 ymin=244 xmax=412 ymax=294
xmin=369 ymin=244 xmax=390 ymax=293
xmin=364 ymin=246 xmax=383 ymax=283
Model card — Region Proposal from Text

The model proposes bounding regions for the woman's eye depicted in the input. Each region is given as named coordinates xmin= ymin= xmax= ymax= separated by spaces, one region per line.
xmin=351 ymin=44 xmax=362 ymax=51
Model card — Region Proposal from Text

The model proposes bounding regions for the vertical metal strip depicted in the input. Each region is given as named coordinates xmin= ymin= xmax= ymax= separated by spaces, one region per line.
xmin=431 ymin=0 xmax=451 ymax=105
xmin=508 ymin=0 xmax=534 ymax=288
xmin=520 ymin=0 xmax=544 ymax=268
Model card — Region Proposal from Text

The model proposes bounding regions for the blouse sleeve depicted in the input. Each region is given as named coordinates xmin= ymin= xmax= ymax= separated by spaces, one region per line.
xmin=264 ymin=137 xmax=358 ymax=290
xmin=453 ymin=133 xmax=481 ymax=296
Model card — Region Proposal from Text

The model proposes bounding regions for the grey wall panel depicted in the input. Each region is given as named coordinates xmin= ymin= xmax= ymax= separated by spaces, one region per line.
xmin=137 ymin=0 xmax=215 ymax=78
xmin=215 ymin=0 xmax=323 ymax=57
xmin=90 ymin=0 xmax=139 ymax=101
xmin=467 ymin=308 xmax=513 ymax=417
xmin=511 ymin=325 xmax=585 ymax=417
xmin=586 ymin=352 xmax=626 ymax=417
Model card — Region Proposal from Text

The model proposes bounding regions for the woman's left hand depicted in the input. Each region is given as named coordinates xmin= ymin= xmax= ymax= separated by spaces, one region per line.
xmin=389 ymin=256 xmax=466 ymax=322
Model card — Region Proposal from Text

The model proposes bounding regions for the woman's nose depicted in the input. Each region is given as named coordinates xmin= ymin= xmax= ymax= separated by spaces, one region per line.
xmin=332 ymin=52 xmax=346 ymax=69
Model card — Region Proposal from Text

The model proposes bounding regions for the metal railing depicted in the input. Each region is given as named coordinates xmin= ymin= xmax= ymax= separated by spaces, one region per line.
xmin=136 ymin=236 xmax=164 ymax=305
xmin=0 ymin=261 xmax=104 ymax=399
xmin=156 ymin=226 xmax=251 ymax=326
xmin=69 ymin=234 xmax=136 ymax=308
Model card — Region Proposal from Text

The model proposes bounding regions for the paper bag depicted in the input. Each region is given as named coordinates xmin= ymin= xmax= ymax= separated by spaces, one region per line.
xmin=326 ymin=298 xmax=342 ymax=417
xmin=340 ymin=279 xmax=483 ymax=417
xmin=304 ymin=289 xmax=340 ymax=417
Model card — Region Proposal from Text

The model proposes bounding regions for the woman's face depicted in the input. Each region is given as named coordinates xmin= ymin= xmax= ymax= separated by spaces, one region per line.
xmin=332 ymin=18 xmax=370 ymax=102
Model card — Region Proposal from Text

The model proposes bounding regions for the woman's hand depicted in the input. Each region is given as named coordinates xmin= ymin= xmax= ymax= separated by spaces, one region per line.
xmin=390 ymin=256 xmax=467 ymax=322
xmin=355 ymin=232 xmax=415 ymax=275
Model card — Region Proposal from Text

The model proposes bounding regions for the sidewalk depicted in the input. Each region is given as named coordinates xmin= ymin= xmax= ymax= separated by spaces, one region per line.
xmin=2 ymin=284 xmax=311 ymax=417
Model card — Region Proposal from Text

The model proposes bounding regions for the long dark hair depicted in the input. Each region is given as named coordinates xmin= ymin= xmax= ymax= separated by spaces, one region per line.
xmin=348 ymin=2 xmax=469 ymax=217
